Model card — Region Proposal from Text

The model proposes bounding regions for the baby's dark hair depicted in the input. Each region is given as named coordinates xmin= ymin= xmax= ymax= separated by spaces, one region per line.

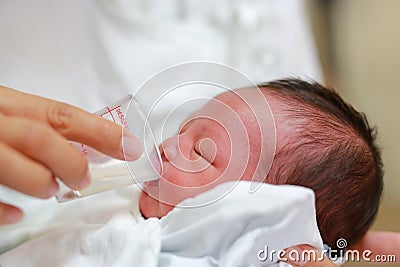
xmin=259 ymin=78 xmax=383 ymax=249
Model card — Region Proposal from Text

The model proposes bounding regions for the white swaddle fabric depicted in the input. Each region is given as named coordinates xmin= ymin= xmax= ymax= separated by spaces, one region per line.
xmin=0 ymin=182 xmax=323 ymax=267
xmin=0 ymin=214 xmax=161 ymax=267
xmin=0 ymin=185 xmax=162 ymax=267
xmin=0 ymin=0 xmax=322 ymax=111
xmin=159 ymin=181 xmax=323 ymax=267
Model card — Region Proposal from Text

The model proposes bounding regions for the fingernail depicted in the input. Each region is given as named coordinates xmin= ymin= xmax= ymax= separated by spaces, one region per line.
xmin=5 ymin=208 xmax=23 ymax=224
xmin=48 ymin=181 xmax=60 ymax=197
xmin=287 ymin=246 xmax=308 ymax=266
xmin=122 ymin=130 xmax=144 ymax=161
xmin=77 ymin=170 xmax=91 ymax=190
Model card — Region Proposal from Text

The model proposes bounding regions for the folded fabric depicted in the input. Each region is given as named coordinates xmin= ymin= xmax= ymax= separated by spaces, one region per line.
xmin=0 ymin=181 xmax=323 ymax=267
xmin=159 ymin=181 xmax=323 ymax=267
xmin=0 ymin=185 xmax=144 ymax=254
xmin=0 ymin=185 xmax=162 ymax=267
xmin=0 ymin=213 xmax=161 ymax=267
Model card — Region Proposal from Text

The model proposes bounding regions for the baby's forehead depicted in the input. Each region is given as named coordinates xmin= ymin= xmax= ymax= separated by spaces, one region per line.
xmin=208 ymin=88 xmax=271 ymax=120
xmin=213 ymin=88 xmax=253 ymax=106
xmin=187 ymin=88 xmax=272 ymax=135
xmin=202 ymin=88 xmax=265 ymax=113
xmin=183 ymin=91 xmax=247 ymax=126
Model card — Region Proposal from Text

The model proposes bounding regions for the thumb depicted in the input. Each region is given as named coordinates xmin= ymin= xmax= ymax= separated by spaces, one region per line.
xmin=283 ymin=245 xmax=338 ymax=267
xmin=0 ymin=202 xmax=23 ymax=225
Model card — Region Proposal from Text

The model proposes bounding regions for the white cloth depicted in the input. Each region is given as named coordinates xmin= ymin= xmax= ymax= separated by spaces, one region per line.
xmin=0 ymin=185 xmax=162 ymax=267
xmin=159 ymin=182 xmax=323 ymax=266
xmin=0 ymin=0 xmax=324 ymax=158
xmin=0 ymin=182 xmax=323 ymax=267
xmin=0 ymin=185 xmax=145 ymax=254
xmin=0 ymin=214 xmax=161 ymax=267
xmin=0 ymin=0 xmax=322 ymax=111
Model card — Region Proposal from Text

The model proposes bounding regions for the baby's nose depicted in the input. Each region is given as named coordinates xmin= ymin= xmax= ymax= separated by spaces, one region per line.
xmin=161 ymin=134 xmax=211 ymax=173
xmin=161 ymin=134 xmax=195 ymax=162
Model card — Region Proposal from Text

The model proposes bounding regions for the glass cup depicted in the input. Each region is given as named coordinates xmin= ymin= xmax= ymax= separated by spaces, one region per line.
xmin=56 ymin=95 xmax=162 ymax=203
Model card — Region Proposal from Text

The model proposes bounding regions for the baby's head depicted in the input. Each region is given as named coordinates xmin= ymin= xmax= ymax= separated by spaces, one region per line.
xmin=140 ymin=78 xmax=383 ymax=249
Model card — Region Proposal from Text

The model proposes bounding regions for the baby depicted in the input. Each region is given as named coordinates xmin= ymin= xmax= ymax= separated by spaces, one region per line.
xmin=139 ymin=78 xmax=383 ymax=250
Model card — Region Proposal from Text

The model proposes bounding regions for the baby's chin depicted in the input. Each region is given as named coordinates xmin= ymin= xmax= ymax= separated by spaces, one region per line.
xmin=139 ymin=191 xmax=175 ymax=219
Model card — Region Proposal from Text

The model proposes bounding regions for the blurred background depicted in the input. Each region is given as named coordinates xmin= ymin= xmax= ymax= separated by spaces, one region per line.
xmin=308 ymin=0 xmax=400 ymax=266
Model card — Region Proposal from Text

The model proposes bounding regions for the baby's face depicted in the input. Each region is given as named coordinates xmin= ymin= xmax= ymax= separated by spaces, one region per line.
xmin=140 ymin=89 xmax=273 ymax=218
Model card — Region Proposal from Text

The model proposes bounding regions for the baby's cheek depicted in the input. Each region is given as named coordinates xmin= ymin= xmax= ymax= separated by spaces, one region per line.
xmin=157 ymin=163 xmax=219 ymax=204
xmin=139 ymin=191 xmax=174 ymax=218
xmin=161 ymin=162 xmax=215 ymax=187
xmin=140 ymin=163 xmax=222 ymax=218
xmin=160 ymin=163 xmax=186 ymax=186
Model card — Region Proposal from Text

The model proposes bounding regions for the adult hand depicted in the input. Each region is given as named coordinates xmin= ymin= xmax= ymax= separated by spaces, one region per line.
xmin=283 ymin=244 xmax=337 ymax=267
xmin=0 ymin=86 xmax=143 ymax=225
xmin=352 ymin=231 xmax=400 ymax=262
xmin=283 ymin=231 xmax=400 ymax=266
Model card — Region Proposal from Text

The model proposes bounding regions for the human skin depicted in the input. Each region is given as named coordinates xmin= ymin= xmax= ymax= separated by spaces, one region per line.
xmin=288 ymin=233 xmax=400 ymax=266
xmin=0 ymin=86 xmax=143 ymax=225
xmin=283 ymin=245 xmax=338 ymax=267
xmin=139 ymin=88 xmax=270 ymax=218
xmin=351 ymin=231 xmax=400 ymax=263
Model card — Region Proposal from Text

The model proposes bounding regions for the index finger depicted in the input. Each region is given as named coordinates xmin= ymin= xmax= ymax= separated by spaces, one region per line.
xmin=0 ymin=86 xmax=143 ymax=160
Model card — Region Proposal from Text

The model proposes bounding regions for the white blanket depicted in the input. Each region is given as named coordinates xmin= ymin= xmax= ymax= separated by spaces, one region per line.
xmin=0 ymin=181 xmax=323 ymax=267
